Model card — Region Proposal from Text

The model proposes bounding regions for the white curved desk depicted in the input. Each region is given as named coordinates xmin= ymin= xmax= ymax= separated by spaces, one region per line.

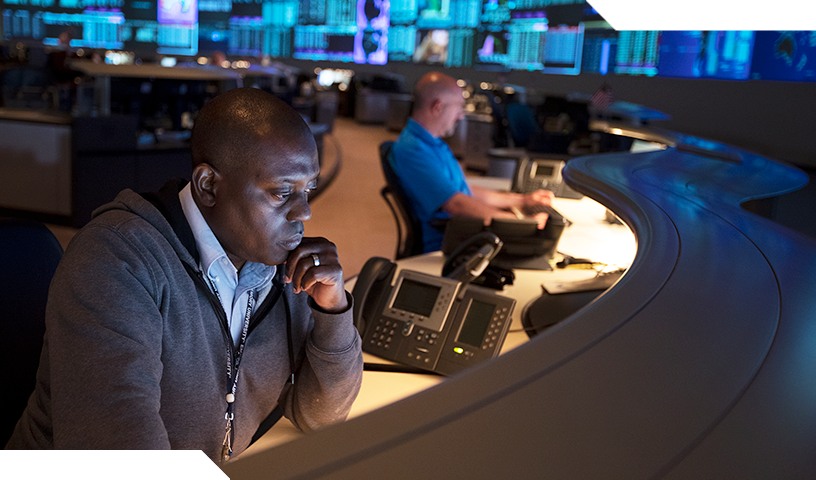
xmin=242 ymin=196 xmax=636 ymax=455
xmin=227 ymin=137 xmax=816 ymax=479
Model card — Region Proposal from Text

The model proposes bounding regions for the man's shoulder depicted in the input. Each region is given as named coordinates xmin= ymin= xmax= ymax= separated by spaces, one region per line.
xmin=86 ymin=185 xmax=186 ymax=246
xmin=63 ymin=183 xmax=196 ymax=279
xmin=393 ymin=122 xmax=443 ymax=161
xmin=86 ymin=193 xmax=163 ymax=237
xmin=393 ymin=126 xmax=420 ymax=151
xmin=71 ymin=195 xmax=184 ymax=262
xmin=396 ymin=119 xmax=431 ymax=142
xmin=68 ymin=211 xmax=166 ymax=261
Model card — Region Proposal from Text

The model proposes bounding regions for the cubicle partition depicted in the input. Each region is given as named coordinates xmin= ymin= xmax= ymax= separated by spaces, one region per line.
xmin=0 ymin=62 xmax=345 ymax=226
xmin=224 ymin=129 xmax=816 ymax=478
xmin=0 ymin=110 xmax=72 ymax=218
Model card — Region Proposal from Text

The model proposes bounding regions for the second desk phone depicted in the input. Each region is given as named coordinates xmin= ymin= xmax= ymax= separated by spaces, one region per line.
xmin=514 ymin=156 xmax=583 ymax=200
xmin=352 ymin=236 xmax=516 ymax=376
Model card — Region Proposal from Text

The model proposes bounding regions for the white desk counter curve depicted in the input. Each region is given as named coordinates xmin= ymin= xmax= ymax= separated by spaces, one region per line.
xmin=244 ymin=193 xmax=637 ymax=455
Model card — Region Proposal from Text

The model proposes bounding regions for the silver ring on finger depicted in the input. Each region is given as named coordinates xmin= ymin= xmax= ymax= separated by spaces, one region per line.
xmin=310 ymin=253 xmax=320 ymax=267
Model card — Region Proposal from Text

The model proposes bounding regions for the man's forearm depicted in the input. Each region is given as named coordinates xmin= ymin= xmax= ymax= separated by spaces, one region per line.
xmin=284 ymin=295 xmax=363 ymax=432
xmin=470 ymin=186 xmax=526 ymax=209
xmin=442 ymin=192 xmax=518 ymax=222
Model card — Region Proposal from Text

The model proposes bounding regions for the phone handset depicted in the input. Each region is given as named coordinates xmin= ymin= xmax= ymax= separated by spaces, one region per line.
xmin=351 ymin=256 xmax=396 ymax=336
xmin=442 ymin=232 xmax=503 ymax=285
xmin=445 ymin=239 xmax=502 ymax=284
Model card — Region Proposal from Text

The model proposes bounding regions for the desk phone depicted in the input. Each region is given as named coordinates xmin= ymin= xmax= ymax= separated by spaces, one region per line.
xmin=514 ymin=156 xmax=583 ymax=199
xmin=352 ymin=237 xmax=516 ymax=376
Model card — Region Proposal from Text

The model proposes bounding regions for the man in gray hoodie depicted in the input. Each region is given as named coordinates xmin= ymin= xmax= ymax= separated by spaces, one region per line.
xmin=6 ymin=88 xmax=364 ymax=463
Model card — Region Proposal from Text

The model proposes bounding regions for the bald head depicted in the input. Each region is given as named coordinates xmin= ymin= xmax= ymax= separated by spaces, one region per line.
xmin=411 ymin=72 xmax=465 ymax=138
xmin=191 ymin=87 xmax=315 ymax=174
xmin=188 ymin=87 xmax=320 ymax=270
xmin=413 ymin=72 xmax=461 ymax=113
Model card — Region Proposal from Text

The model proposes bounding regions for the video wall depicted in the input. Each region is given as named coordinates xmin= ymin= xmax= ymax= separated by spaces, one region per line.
xmin=0 ymin=0 xmax=587 ymax=70
xmin=2 ymin=0 xmax=815 ymax=81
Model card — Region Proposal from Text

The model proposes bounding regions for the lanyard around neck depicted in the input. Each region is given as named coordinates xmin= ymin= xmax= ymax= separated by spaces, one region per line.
xmin=207 ymin=277 xmax=255 ymax=463
xmin=190 ymin=268 xmax=296 ymax=464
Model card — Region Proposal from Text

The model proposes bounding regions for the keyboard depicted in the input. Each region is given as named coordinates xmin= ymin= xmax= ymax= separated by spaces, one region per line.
xmin=518 ymin=204 xmax=572 ymax=227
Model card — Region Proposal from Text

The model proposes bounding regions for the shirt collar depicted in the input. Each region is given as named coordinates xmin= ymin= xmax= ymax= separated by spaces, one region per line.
xmin=406 ymin=118 xmax=445 ymax=145
xmin=178 ymin=183 xmax=276 ymax=290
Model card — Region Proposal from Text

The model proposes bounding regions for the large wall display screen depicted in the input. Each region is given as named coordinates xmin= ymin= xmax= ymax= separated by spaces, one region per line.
xmin=1 ymin=0 xmax=814 ymax=82
xmin=750 ymin=31 xmax=816 ymax=82
xmin=657 ymin=30 xmax=755 ymax=80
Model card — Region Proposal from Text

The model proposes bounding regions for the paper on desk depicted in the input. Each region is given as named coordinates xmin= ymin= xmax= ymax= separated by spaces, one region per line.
xmin=543 ymin=268 xmax=625 ymax=294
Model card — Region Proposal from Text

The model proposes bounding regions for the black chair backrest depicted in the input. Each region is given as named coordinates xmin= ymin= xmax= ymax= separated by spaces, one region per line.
xmin=0 ymin=218 xmax=64 ymax=444
xmin=380 ymin=186 xmax=416 ymax=260
xmin=506 ymin=103 xmax=539 ymax=148
xmin=378 ymin=141 xmax=424 ymax=259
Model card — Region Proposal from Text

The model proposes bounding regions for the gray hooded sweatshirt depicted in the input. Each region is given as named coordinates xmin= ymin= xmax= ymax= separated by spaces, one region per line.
xmin=6 ymin=180 xmax=363 ymax=462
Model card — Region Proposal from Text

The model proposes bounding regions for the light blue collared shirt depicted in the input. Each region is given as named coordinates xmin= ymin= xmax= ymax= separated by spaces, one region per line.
xmin=179 ymin=183 xmax=276 ymax=345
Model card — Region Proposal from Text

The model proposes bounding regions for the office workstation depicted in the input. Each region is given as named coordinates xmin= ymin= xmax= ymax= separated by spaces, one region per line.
xmin=3 ymin=0 xmax=816 ymax=477
xmin=225 ymin=125 xmax=816 ymax=479
xmin=241 ymin=190 xmax=637 ymax=453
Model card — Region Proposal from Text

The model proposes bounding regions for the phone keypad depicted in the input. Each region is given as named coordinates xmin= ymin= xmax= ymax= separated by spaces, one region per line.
xmin=365 ymin=319 xmax=443 ymax=369
xmin=406 ymin=329 xmax=439 ymax=364
xmin=415 ymin=329 xmax=439 ymax=345
xmin=481 ymin=307 xmax=509 ymax=350
xmin=370 ymin=319 xmax=397 ymax=349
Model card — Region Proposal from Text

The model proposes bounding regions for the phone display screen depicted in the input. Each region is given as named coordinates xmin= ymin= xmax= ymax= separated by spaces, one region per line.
xmin=535 ymin=164 xmax=556 ymax=177
xmin=457 ymin=299 xmax=495 ymax=348
xmin=392 ymin=278 xmax=440 ymax=317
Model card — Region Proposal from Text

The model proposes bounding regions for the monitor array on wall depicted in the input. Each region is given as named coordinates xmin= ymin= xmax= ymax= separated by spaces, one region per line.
xmin=2 ymin=0 xmax=815 ymax=82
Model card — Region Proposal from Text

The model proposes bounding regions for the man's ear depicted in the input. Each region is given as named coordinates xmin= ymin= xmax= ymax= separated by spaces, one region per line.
xmin=430 ymin=98 xmax=444 ymax=116
xmin=191 ymin=163 xmax=219 ymax=208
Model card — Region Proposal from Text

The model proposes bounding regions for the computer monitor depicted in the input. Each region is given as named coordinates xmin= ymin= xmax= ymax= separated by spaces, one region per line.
xmin=449 ymin=0 xmax=480 ymax=28
xmin=257 ymin=0 xmax=297 ymax=58
xmin=657 ymin=31 xmax=755 ymax=80
xmin=473 ymin=0 xmax=510 ymax=69
xmin=540 ymin=23 xmax=583 ymax=75
xmin=446 ymin=28 xmax=474 ymax=67
xmin=116 ymin=0 xmax=157 ymax=56
xmin=415 ymin=0 xmax=452 ymax=29
xmin=353 ymin=0 xmax=389 ymax=65
xmin=413 ymin=28 xmax=449 ymax=64
xmin=581 ymin=27 xmax=617 ymax=75
xmin=227 ymin=16 xmax=262 ymax=56
xmin=614 ymin=30 xmax=660 ymax=76
xmin=2 ymin=4 xmax=127 ymax=50
xmin=293 ymin=24 xmax=357 ymax=62
xmin=407 ymin=0 xmax=475 ymax=67
xmin=158 ymin=0 xmax=197 ymax=26
xmin=390 ymin=0 xmax=418 ymax=24
xmin=542 ymin=1 xmax=584 ymax=25
xmin=155 ymin=0 xmax=199 ymax=55
xmin=387 ymin=24 xmax=415 ymax=62
xmin=292 ymin=0 xmax=387 ymax=64
xmin=750 ymin=31 xmax=816 ymax=82
xmin=475 ymin=28 xmax=511 ymax=70
xmin=506 ymin=10 xmax=547 ymax=71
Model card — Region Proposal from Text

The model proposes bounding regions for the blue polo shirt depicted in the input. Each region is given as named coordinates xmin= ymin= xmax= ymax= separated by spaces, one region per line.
xmin=391 ymin=119 xmax=472 ymax=252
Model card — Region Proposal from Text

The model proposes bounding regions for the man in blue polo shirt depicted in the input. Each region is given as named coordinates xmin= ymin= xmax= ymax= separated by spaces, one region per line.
xmin=391 ymin=71 xmax=554 ymax=252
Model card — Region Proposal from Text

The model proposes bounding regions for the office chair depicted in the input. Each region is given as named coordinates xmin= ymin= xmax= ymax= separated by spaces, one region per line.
xmin=0 ymin=218 xmax=64 ymax=444
xmin=505 ymin=103 xmax=539 ymax=148
xmin=378 ymin=141 xmax=424 ymax=259
xmin=526 ymin=97 xmax=591 ymax=155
